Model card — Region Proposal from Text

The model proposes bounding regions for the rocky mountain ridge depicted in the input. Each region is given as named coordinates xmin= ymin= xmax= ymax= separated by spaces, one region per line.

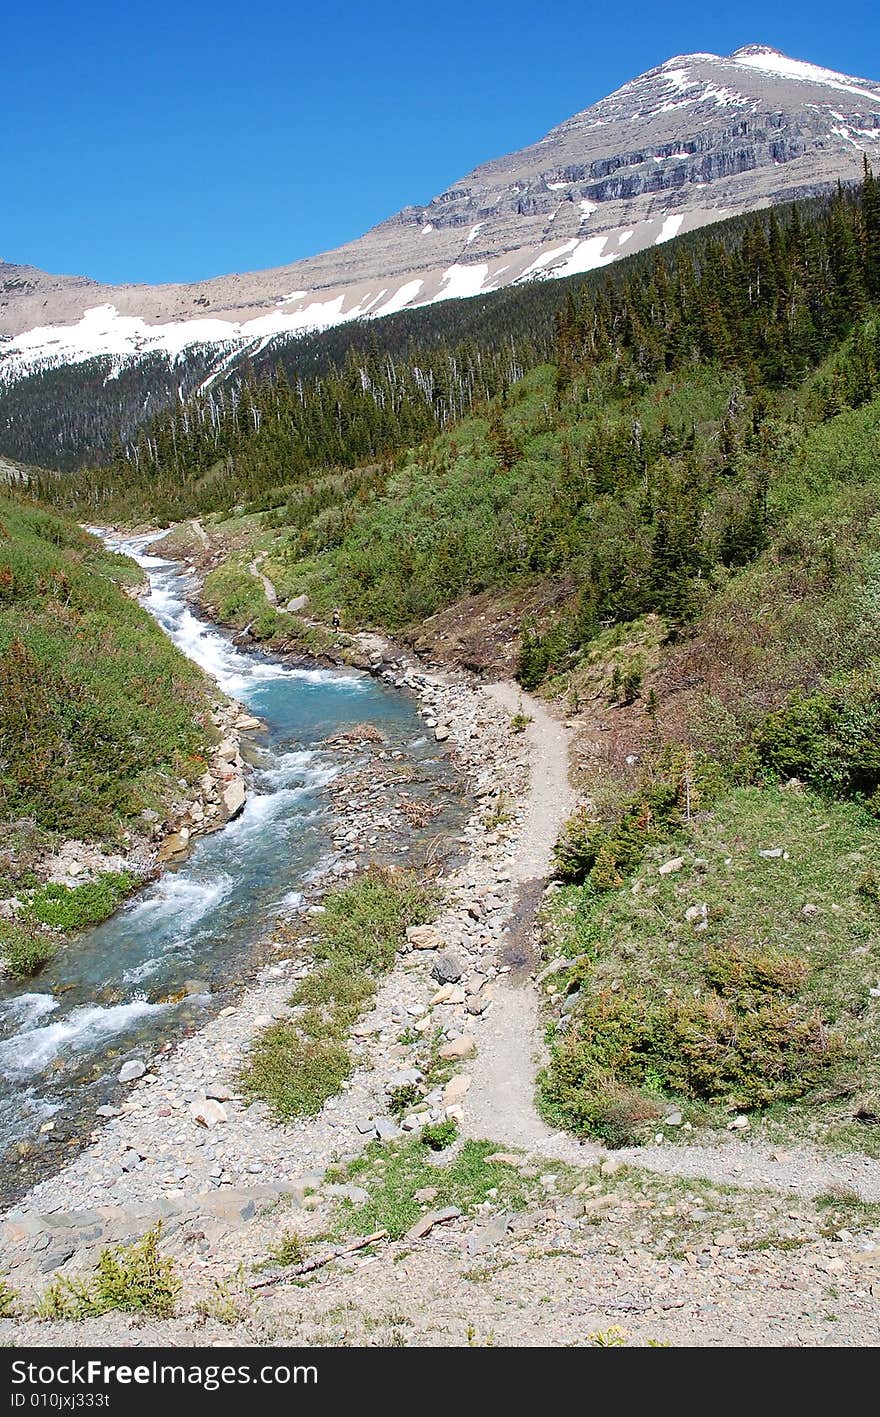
xmin=2 ymin=44 xmax=879 ymax=430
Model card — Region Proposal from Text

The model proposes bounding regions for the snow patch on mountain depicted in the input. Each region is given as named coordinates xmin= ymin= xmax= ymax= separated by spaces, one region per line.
xmin=730 ymin=46 xmax=880 ymax=104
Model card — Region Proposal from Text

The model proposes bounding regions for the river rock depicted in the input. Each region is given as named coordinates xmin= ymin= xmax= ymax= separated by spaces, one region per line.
xmin=217 ymin=738 xmax=239 ymax=763
xmin=118 ymin=1060 xmax=146 ymax=1084
xmin=222 ymin=779 xmax=246 ymax=819
xmin=431 ymin=951 xmax=463 ymax=984
xmin=206 ymin=1082 xmax=233 ymax=1101
xmin=158 ymin=832 xmax=189 ymax=861
xmin=191 ymin=1098 xmax=228 ymax=1128
xmin=434 ymin=725 xmax=451 ymax=743
xmin=443 ymin=1074 xmax=472 ymax=1105
xmin=406 ymin=925 xmax=444 ymax=951
xmin=439 ymin=1035 xmax=475 ymax=1060
xmin=405 ymin=1206 xmax=461 ymax=1241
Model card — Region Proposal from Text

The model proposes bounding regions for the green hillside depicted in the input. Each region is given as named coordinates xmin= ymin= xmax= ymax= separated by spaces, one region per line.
xmin=0 ymin=497 xmax=213 ymax=854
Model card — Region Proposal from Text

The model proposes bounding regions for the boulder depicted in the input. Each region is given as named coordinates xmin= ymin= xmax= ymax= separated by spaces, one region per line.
xmin=158 ymin=832 xmax=190 ymax=861
xmin=658 ymin=856 xmax=684 ymax=876
xmin=439 ymin=1035 xmax=475 ymax=1060
xmin=191 ymin=1098 xmax=228 ymax=1128
xmin=443 ymin=1074 xmax=472 ymax=1105
xmin=431 ymin=951 xmax=463 ymax=984
xmin=405 ymin=924 xmax=444 ymax=951
xmin=222 ymin=779 xmax=246 ymax=819
xmin=404 ymin=1206 xmax=461 ymax=1241
xmin=118 ymin=1060 xmax=146 ymax=1084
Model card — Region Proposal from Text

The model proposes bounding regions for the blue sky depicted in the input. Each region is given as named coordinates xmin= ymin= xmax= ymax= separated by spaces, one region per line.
xmin=3 ymin=0 xmax=879 ymax=284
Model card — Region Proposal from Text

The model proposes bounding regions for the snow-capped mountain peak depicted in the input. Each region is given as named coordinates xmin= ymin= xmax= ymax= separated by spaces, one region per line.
xmin=2 ymin=44 xmax=879 ymax=411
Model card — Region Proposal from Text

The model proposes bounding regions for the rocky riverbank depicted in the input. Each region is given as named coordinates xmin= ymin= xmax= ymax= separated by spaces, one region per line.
xmin=0 ymin=696 xmax=254 ymax=963
xmin=0 ymin=650 xmax=531 ymax=1230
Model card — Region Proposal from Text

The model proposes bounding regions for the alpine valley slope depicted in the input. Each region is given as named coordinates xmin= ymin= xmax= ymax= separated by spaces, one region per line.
xmin=2 ymin=44 xmax=879 ymax=441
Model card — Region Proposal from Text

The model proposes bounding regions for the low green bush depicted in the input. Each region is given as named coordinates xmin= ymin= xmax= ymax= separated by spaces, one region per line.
xmin=541 ymin=970 xmax=846 ymax=1142
xmin=38 ymin=1226 xmax=180 ymax=1319
xmin=241 ymin=868 xmax=436 ymax=1120
xmin=420 ymin=1119 xmax=458 ymax=1151
xmin=25 ymin=872 xmax=134 ymax=931
xmin=753 ymin=676 xmax=880 ymax=801
xmin=0 ymin=921 xmax=56 ymax=977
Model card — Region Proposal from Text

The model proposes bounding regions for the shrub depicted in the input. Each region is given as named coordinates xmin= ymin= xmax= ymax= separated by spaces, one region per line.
xmin=0 ymin=921 xmax=56 ymax=977
xmin=38 ymin=1226 xmax=180 ymax=1319
xmin=25 ymin=872 xmax=134 ymax=931
xmin=540 ymin=975 xmax=846 ymax=1138
xmin=420 ymin=1119 xmax=458 ymax=1151
xmin=0 ymin=1278 xmax=17 ymax=1317
xmin=704 ymin=945 xmax=810 ymax=1004
xmin=753 ymin=678 xmax=880 ymax=800
xmin=388 ymin=1083 xmax=422 ymax=1117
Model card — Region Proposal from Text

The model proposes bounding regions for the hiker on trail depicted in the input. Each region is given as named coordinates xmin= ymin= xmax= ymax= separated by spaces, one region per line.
xmin=332 ymin=608 xmax=341 ymax=631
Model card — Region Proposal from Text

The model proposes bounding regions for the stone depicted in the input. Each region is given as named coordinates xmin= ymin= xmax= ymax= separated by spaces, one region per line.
xmin=443 ymin=1074 xmax=472 ymax=1105
xmin=118 ymin=1060 xmax=146 ymax=1084
xmin=484 ymin=1152 xmax=524 ymax=1167
xmin=205 ymin=1083 xmax=233 ymax=1102
xmin=850 ymin=1247 xmax=880 ymax=1270
xmin=466 ymin=988 xmax=492 ymax=1015
xmin=405 ymin=924 xmax=444 ymax=951
xmin=386 ymin=1068 xmax=423 ymax=1090
xmin=190 ymin=1098 xmax=228 ymax=1128
xmin=599 ymin=1157 xmax=624 ymax=1177
xmin=405 ymin=1206 xmax=461 ymax=1241
xmin=374 ymin=1117 xmax=399 ymax=1141
xmin=658 ymin=856 xmax=684 ymax=876
xmin=434 ymin=726 xmax=451 ymax=743
xmin=217 ymin=738 xmax=239 ymax=763
xmin=285 ymin=595 xmax=309 ymax=614
xmin=727 ymin=1115 xmax=750 ymax=1131
xmin=414 ymin=1186 xmax=439 ymax=1203
xmin=95 ymin=1105 xmax=122 ymax=1118
xmin=685 ymin=903 xmax=708 ymax=924
xmin=759 ymin=847 xmax=785 ymax=858
xmin=466 ymin=1214 xmax=512 ymax=1255
xmin=431 ymin=951 xmax=463 ymax=984
xmin=235 ymin=713 xmax=263 ymax=730
xmin=158 ymin=832 xmax=189 ymax=861
xmin=222 ymin=779 xmax=246 ymax=820
xmin=323 ymin=1184 xmax=370 ymax=1204
xmin=663 ymin=1110 xmax=683 ymax=1127
xmin=560 ymin=990 xmax=581 ymax=1016
xmin=535 ymin=956 xmax=573 ymax=984
xmin=439 ymin=1035 xmax=475 ymax=1060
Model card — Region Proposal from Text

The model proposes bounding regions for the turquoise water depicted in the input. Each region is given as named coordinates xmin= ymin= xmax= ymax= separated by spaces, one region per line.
xmin=0 ymin=537 xmax=461 ymax=1199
